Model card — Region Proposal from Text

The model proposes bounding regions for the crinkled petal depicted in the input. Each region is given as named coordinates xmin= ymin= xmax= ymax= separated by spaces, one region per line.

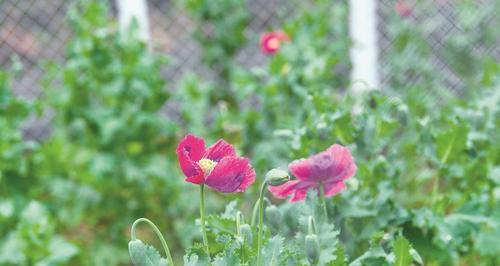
xmin=268 ymin=180 xmax=315 ymax=202
xmin=176 ymin=134 xmax=205 ymax=177
xmin=323 ymin=181 xmax=346 ymax=197
xmin=328 ymin=144 xmax=357 ymax=181
xmin=204 ymin=139 xmax=236 ymax=162
xmin=235 ymin=165 xmax=256 ymax=193
xmin=268 ymin=180 xmax=301 ymax=199
xmin=205 ymin=157 xmax=254 ymax=193
xmin=288 ymin=144 xmax=356 ymax=183
xmin=288 ymin=159 xmax=314 ymax=181
xmin=290 ymin=185 xmax=310 ymax=202
xmin=185 ymin=170 xmax=205 ymax=185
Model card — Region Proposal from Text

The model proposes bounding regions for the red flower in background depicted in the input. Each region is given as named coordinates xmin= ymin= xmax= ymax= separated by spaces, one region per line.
xmin=395 ymin=0 xmax=412 ymax=18
xmin=269 ymin=144 xmax=356 ymax=202
xmin=177 ymin=134 xmax=256 ymax=193
xmin=260 ymin=31 xmax=290 ymax=54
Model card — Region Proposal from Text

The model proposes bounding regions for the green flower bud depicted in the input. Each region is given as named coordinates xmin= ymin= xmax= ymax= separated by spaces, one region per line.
xmin=305 ymin=234 xmax=320 ymax=265
xmin=265 ymin=205 xmax=281 ymax=232
xmin=240 ymin=224 xmax=253 ymax=246
xmin=265 ymin=168 xmax=289 ymax=186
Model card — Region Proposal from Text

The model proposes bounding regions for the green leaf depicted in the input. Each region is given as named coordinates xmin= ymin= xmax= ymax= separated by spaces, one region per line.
xmin=206 ymin=215 xmax=236 ymax=235
xmin=184 ymin=244 xmax=210 ymax=266
xmin=128 ymin=239 xmax=168 ymax=266
xmin=393 ymin=236 xmax=411 ymax=266
xmin=475 ymin=228 xmax=500 ymax=256
xmin=212 ymin=235 xmax=240 ymax=266
xmin=435 ymin=120 xmax=468 ymax=164
xmin=262 ymin=235 xmax=284 ymax=266
xmin=330 ymin=245 xmax=346 ymax=266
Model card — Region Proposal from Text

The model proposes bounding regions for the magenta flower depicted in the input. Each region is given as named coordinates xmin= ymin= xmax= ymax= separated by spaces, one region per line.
xmin=176 ymin=134 xmax=256 ymax=193
xmin=395 ymin=0 xmax=412 ymax=18
xmin=260 ymin=31 xmax=290 ymax=54
xmin=269 ymin=144 xmax=356 ymax=202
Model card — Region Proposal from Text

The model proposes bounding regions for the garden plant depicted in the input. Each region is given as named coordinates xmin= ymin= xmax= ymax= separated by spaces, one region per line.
xmin=0 ymin=0 xmax=499 ymax=265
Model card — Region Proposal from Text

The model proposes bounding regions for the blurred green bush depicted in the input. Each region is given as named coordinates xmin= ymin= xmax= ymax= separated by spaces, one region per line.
xmin=0 ymin=0 xmax=498 ymax=265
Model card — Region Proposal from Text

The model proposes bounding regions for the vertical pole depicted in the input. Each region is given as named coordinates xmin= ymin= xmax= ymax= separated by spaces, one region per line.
xmin=116 ymin=0 xmax=151 ymax=48
xmin=349 ymin=0 xmax=379 ymax=93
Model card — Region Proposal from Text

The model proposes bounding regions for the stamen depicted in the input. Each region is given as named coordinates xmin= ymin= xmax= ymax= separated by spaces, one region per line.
xmin=198 ymin=158 xmax=217 ymax=175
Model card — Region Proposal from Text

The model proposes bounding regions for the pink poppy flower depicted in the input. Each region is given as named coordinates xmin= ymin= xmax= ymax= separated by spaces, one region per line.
xmin=395 ymin=0 xmax=412 ymax=18
xmin=176 ymin=134 xmax=256 ymax=193
xmin=269 ymin=144 xmax=356 ymax=202
xmin=260 ymin=31 xmax=290 ymax=54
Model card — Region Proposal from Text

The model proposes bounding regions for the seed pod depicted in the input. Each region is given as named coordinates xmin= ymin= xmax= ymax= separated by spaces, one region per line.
xmin=240 ymin=224 xmax=253 ymax=246
xmin=305 ymin=234 xmax=320 ymax=265
xmin=265 ymin=168 xmax=290 ymax=186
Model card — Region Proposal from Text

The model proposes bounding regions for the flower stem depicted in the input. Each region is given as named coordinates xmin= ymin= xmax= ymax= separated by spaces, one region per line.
xmin=256 ymin=180 xmax=268 ymax=266
xmin=251 ymin=198 xmax=260 ymax=227
xmin=131 ymin=218 xmax=175 ymax=266
xmin=236 ymin=211 xmax=246 ymax=264
xmin=199 ymin=184 xmax=210 ymax=256
xmin=318 ymin=183 xmax=328 ymax=219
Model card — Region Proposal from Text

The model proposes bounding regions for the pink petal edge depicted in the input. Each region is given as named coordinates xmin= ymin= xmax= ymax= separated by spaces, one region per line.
xmin=205 ymin=156 xmax=253 ymax=193
xmin=176 ymin=134 xmax=206 ymax=178
xmin=204 ymin=139 xmax=236 ymax=162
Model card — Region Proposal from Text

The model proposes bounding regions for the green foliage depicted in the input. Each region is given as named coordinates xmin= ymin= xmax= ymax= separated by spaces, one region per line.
xmin=0 ymin=201 xmax=78 ymax=266
xmin=128 ymin=240 xmax=168 ymax=266
xmin=393 ymin=236 xmax=411 ymax=266
xmin=1 ymin=0 xmax=498 ymax=265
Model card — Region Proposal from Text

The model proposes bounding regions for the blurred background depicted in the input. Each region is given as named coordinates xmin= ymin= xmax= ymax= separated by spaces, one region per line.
xmin=1 ymin=0 xmax=499 ymax=265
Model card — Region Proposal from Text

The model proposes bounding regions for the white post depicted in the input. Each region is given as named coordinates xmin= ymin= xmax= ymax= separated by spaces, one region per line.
xmin=349 ymin=0 xmax=379 ymax=93
xmin=116 ymin=0 xmax=151 ymax=46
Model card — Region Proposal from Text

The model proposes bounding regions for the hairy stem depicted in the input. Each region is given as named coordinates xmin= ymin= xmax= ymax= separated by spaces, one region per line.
xmin=318 ymin=183 xmax=328 ymax=219
xmin=236 ymin=211 xmax=246 ymax=264
xmin=199 ymin=184 xmax=210 ymax=256
xmin=256 ymin=181 xmax=268 ymax=266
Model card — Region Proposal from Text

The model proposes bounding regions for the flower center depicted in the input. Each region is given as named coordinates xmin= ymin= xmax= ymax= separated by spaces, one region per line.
xmin=267 ymin=37 xmax=280 ymax=50
xmin=198 ymin=158 xmax=217 ymax=175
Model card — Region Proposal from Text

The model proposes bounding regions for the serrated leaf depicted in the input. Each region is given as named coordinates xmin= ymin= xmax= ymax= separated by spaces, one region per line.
xmin=221 ymin=200 xmax=239 ymax=219
xmin=128 ymin=240 xmax=168 ymax=266
xmin=212 ymin=235 xmax=240 ymax=266
xmin=262 ymin=235 xmax=284 ymax=266
xmin=329 ymin=245 xmax=346 ymax=266
xmin=393 ymin=236 xmax=411 ymax=266
xmin=206 ymin=215 xmax=236 ymax=235
xmin=184 ymin=243 xmax=210 ymax=266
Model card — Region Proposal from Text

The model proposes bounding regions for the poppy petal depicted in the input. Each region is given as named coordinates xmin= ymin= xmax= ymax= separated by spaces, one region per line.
xmin=288 ymin=158 xmax=315 ymax=181
xmin=185 ymin=170 xmax=205 ymax=185
xmin=268 ymin=180 xmax=315 ymax=202
xmin=235 ymin=165 xmax=256 ymax=193
xmin=176 ymin=134 xmax=205 ymax=177
xmin=204 ymin=139 xmax=236 ymax=162
xmin=205 ymin=157 xmax=253 ymax=193
xmin=328 ymin=144 xmax=356 ymax=181
xmin=290 ymin=185 xmax=310 ymax=202
xmin=268 ymin=180 xmax=301 ymax=199
xmin=323 ymin=181 xmax=346 ymax=197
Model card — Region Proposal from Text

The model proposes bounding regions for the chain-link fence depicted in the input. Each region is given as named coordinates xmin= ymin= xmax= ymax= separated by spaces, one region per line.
xmin=1 ymin=0 xmax=499 ymax=139
xmin=378 ymin=0 xmax=500 ymax=93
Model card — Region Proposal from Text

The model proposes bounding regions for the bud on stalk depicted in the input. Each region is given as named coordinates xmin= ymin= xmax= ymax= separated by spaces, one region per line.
xmin=239 ymin=224 xmax=253 ymax=246
xmin=265 ymin=168 xmax=289 ymax=186
xmin=305 ymin=234 xmax=320 ymax=265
